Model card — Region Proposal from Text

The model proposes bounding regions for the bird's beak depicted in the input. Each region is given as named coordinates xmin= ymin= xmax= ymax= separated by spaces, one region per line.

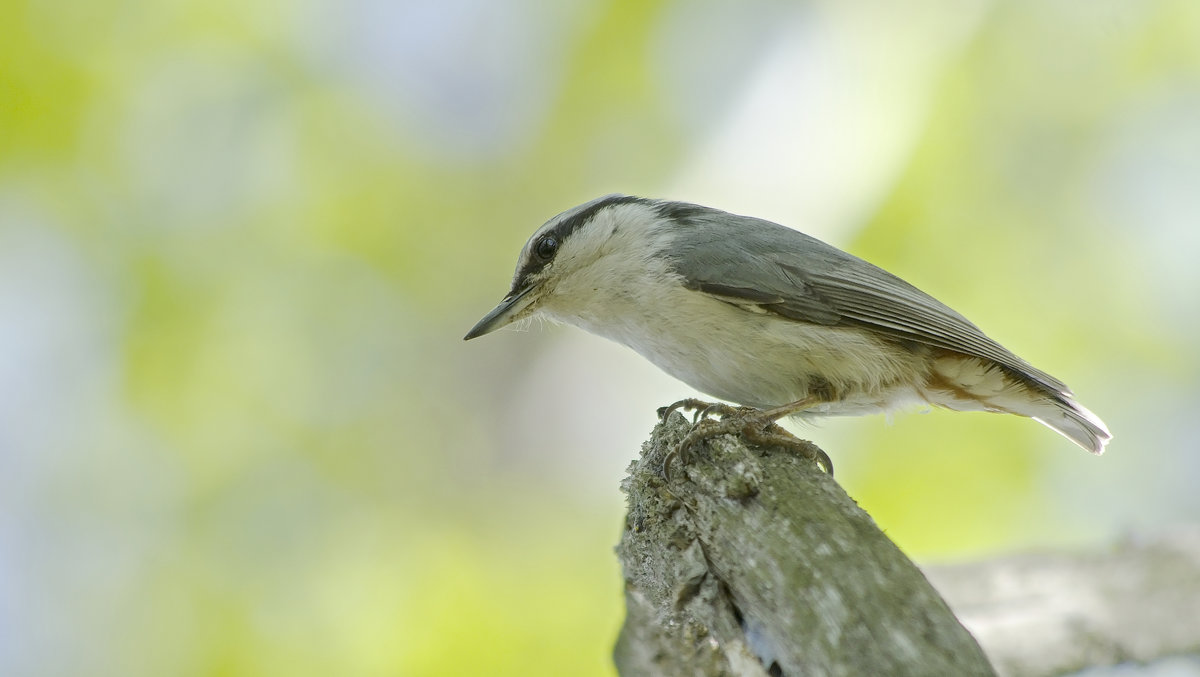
xmin=463 ymin=285 xmax=537 ymax=340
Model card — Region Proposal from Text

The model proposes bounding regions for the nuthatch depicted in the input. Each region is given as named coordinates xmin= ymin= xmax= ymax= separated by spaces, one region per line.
xmin=465 ymin=195 xmax=1110 ymax=462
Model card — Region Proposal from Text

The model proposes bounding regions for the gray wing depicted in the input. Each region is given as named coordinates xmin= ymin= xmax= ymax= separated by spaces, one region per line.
xmin=661 ymin=206 xmax=1069 ymax=394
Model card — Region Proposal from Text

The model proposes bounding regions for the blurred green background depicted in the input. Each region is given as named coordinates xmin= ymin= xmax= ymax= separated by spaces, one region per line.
xmin=3 ymin=0 xmax=1198 ymax=675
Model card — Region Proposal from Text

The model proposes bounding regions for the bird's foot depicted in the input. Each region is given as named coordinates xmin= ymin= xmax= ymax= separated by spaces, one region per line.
xmin=662 ymin=407 xmax=834 ymax=479
xmin=658 ymin=398 xmax=756 ymax=424
xmin=740 ymin=423 xmax=834 ymax=477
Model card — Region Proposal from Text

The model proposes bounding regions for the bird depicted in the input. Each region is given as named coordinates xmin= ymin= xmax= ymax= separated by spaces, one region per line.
xmin=464 ymin=194 xmax=1111 ymax=465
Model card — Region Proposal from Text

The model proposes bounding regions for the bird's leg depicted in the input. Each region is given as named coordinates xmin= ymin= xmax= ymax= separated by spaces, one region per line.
xmin=755 ymin=397 xmax=823 ymax=422
xmin=664 ymin=397 xmax=833 ymax=479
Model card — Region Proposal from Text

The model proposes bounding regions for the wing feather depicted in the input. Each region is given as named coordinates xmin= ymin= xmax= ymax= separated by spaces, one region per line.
xmin=661 ymin=205 xmax=1069 ymax=395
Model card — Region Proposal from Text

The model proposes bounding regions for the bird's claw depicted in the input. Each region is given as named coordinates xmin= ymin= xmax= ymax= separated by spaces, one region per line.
xmin=658 ymin=398 xmax=721 ymax=422
xmin=658 ymin=398 xmax=755 ymax=424
xmin=662 ymin=415 xmax=750 ymax=480
xmin=659 ymin=400 xmax=749 ymax=479
xmin=695 ymin=402 xmax=756 ymax=423
xmin=740 ymin=423 xmax=835 ymax=477
xmin=660 ymin=408 xmax=834 ymax=480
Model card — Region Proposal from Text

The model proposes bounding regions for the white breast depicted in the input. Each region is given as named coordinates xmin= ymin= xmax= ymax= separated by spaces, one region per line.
xmin=542 ymin=259 xmax=928 ymax=415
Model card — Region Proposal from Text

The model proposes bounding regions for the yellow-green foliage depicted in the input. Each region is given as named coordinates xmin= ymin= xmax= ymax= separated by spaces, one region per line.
xmin=2 ymin=0 xmax=1197 ymax=675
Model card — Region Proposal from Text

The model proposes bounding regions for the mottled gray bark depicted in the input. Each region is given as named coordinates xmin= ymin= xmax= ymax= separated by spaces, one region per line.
xmin=614 ymin=412 xmax=996 ymax=677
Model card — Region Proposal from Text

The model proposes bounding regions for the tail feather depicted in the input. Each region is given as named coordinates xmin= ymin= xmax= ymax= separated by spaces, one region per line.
xmin=1031 ymin=397 xmax=1111 ymax=455
xmin=923 ymin=355 xmax=1111 ymax=453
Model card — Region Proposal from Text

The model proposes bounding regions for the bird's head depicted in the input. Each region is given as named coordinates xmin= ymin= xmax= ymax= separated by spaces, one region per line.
xmin=464 ymin=194 xmax=675 ymax=340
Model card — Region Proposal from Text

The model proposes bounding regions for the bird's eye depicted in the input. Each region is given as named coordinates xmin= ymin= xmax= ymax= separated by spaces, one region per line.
xmin=535 ymin=236 xmax=559 ymax=260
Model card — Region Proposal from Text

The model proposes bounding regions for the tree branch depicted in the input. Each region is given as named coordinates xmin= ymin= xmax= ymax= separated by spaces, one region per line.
xmin=614 ymin=412 xmax=996 ymax=676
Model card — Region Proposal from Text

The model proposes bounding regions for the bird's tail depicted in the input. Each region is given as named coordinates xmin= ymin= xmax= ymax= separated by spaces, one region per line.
xmin=1026 ymin=395 xmax=1111 ymax=455
xmin=924 ymin=356 xmax=1111 ymax=454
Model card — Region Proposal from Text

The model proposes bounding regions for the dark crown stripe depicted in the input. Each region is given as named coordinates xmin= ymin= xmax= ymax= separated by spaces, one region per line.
xmin=512 ymin=195 xmax=647 ymax=291
xmin=547 ymin=194 xmax=646 ymax=243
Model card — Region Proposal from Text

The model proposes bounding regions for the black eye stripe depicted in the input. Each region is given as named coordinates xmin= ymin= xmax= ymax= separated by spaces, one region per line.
xmin=510 ymin=195 xmax=647 ymax=292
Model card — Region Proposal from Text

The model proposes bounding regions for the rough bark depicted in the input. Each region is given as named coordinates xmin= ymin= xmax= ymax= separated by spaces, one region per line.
xmin=614 ymin=412 xmax=996 ymax=677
